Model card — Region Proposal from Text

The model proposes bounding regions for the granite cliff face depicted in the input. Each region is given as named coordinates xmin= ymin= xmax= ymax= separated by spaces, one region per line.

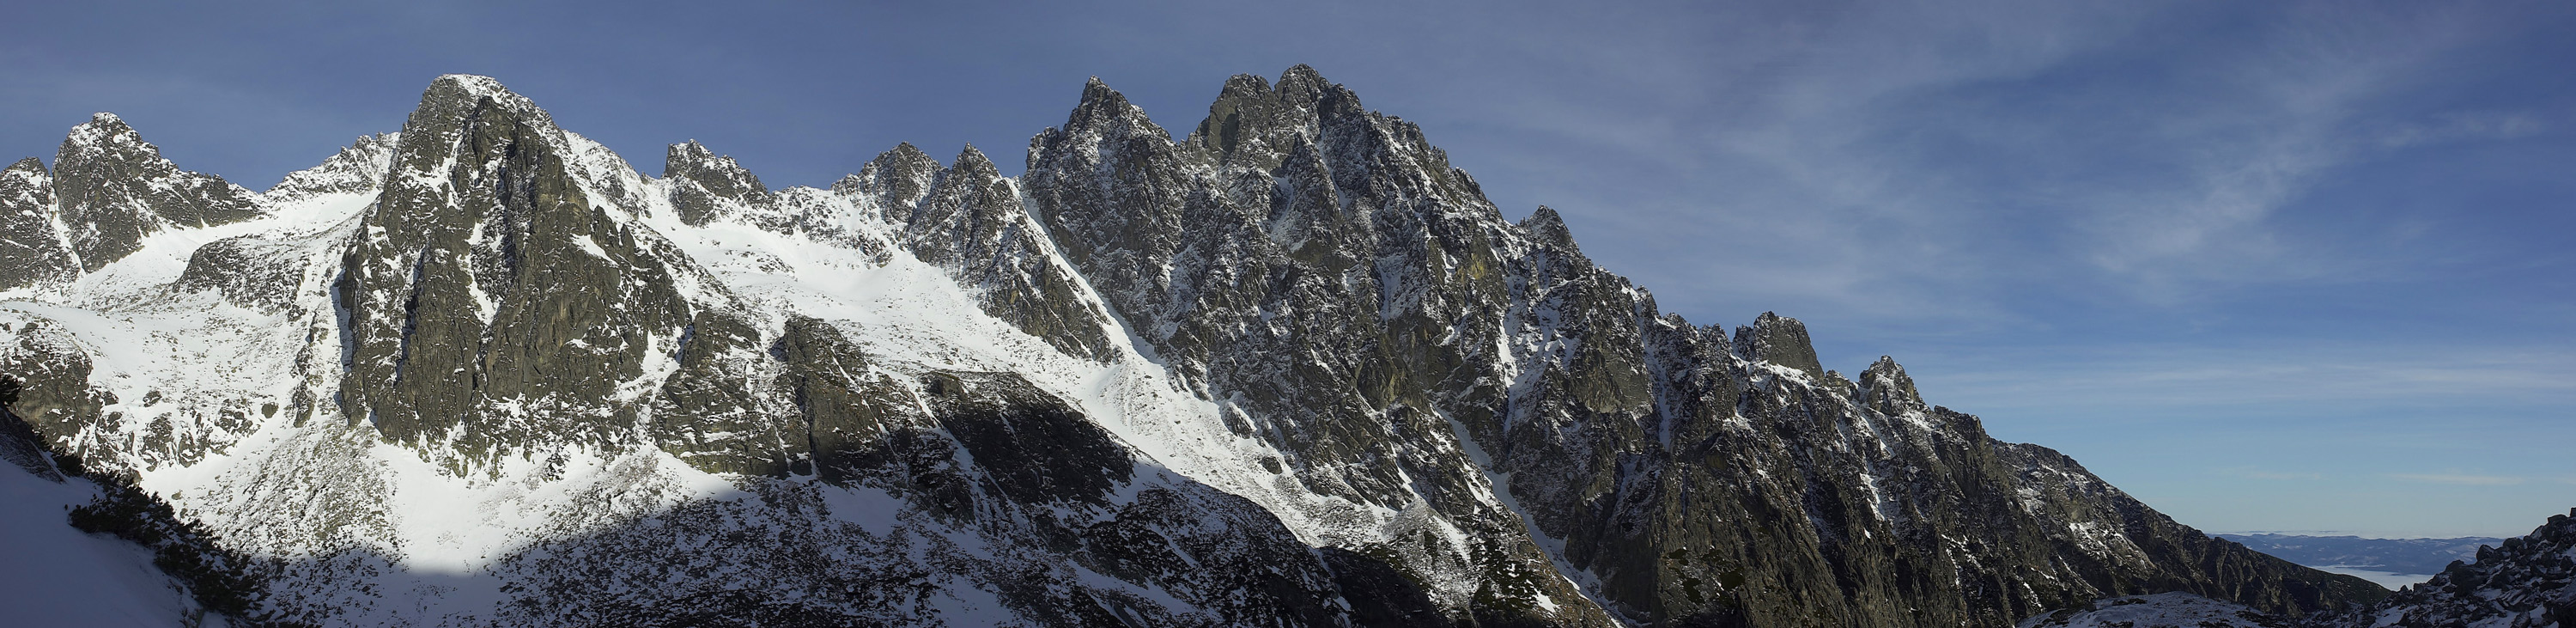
xmin=0 ymin=69 xmax=2386 ymax=626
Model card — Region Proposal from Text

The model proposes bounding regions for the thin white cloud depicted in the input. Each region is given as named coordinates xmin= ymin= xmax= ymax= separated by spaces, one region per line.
xmin=2389 ymin=473 xmax=2526 ymax=486
xmin=2224 ymin=467 xmax=2325 ymax=481
xmin=1913 ymin=342 xmax=2576 ymax=414
xmin=1467 ymin=1 xmax=2543 ymax=324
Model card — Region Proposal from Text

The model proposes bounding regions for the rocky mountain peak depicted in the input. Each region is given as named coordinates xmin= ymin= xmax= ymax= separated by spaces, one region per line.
xmin=1187 ymin=65 xmax=1347 ymax=171
xmin=337 ymin=73 xmax=695 ymax=460
xmin=51 ymin=112 xmax=262 ymax=270
xmin=836 ymin=142 xmax=943 ymax=223
xmin=1060 ymin=76 xmax=1160 ymax=141
xmin=664 ymin=139 xmax=769 ymax=226
xmin=1276 ymin=64 xmax=1332 ymax=102
xmin=387 ymin=75 xmax=559 ymax=176
xmin=1735 ymin=311 xmax=1826 ymax=378
xmin=62 ymin=113 xmax=126 ymax=146
xmin=1521 ymin=205 xmax=1582 ymax=253
xmin=947 ymin=144 xmax=1000 ymax=180
xmin=0 ymin=158 xmax=50 ymax=206
xmin=423 ymin=74 xmax=541 ymax=118
xmin=1860 ymin=355 xmax=1926 ymax=415
xmin=266 ymin=132 xmax=400 ymax=201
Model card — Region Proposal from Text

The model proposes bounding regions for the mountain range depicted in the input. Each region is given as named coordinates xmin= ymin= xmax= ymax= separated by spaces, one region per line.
xmin=2216 ymin=533 xmax=2503 ymax=576
xmin=0 ymin=67 xmax=2474 ymax=626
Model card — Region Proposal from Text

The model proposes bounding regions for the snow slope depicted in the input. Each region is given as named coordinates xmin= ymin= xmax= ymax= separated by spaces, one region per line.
xmin=0 ymin=460 xmax=199 ymax=627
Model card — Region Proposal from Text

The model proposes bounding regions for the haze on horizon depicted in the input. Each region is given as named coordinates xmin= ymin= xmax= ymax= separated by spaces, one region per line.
xmin=3 ymin=0 xmax=2569 ymax=539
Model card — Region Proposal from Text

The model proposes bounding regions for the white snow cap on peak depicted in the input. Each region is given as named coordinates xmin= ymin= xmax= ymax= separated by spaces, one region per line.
xmin=424 ymin=74 xmax=545 ymax=115
xmin=61 ymin=113 xmax=148 ymax=153
xmin=433 ymin=74 xmax=513 ymax=95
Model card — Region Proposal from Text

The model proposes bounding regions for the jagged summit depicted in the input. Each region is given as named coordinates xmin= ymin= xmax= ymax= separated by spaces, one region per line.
xmin=51 ymin=111 xmax=262 ymax=269
xmin=1860 ymin=355 xmax=1928 ymax=416
xmin=1184 ymin=64 xmax=1366 ymax=172
xmin=0 ymin=66 xmax=2389 ymax=627
xmin=1521 ymin=205 xmax=1581 ymax=252
xmin=950 ymin=143 xmax=998 ymax=174
xmin=337 ymin=71 xmax=700 ymax=457
xmin=1735 ymin=311 xmax=1827 ymax=378
xmin=837 ymin=141 xmax=942 ymax=220
xmin=665 ymin=139 xmax=769 ymax=225
xmin=1050 ymin=76 xmax=1170 ymax=149
xmin=424 ymin=73 xmax=538 ymax=113
xmin=266 ymin=132 xmax=400 ymax=201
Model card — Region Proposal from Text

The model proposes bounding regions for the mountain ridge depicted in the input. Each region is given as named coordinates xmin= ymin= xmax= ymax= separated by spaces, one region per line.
xmin=0 ymin=68 xmax=2386 ymax=626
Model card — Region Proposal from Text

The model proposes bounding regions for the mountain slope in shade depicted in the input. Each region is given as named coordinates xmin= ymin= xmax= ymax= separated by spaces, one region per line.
xmin=2018 ymin=593 xmax=2291 ymax=628
xmin=0 ymin=386 xmax=204 ymax=627
xmin=0 ymin=69 xmax=2385 ymax=626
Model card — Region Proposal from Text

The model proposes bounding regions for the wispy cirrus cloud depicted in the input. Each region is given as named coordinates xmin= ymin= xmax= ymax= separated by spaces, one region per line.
xmin=1465 ymin=1 xmax=2555 ymax=326
xmin=2224 ymin=467 xmax=2325 ymax=481
xmin=1917 ymin=343 xmax=2576 ymax=414
xmin=2389 ymin=473 xmax=2527 ymax=486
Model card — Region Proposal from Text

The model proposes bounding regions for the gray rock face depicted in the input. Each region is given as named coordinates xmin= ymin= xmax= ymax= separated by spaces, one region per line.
xmin=0 ymin=319 xmax=112 ymax=467
xmin=1733 ymin=311 xmax=1826 ymax=379
xmin=334 ymin=75 xmax=700 ymax=463
xmin=0 ymin=158 xmax=79 ymax=291
xmin=52 ymin=113 xmax=263 ymax=270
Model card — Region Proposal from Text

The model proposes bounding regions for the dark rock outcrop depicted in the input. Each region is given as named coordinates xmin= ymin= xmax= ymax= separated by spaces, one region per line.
xmin=52 ymin=113 xmax=262 ymax=270
xmin=2323 ymin=508 xmax=2576 ymax=627
xmin=173 ymin=235 xmax=311 ymax=314
xmin=0 ymin=319 xmax=112 ymax=467
xmin=0 ymin=158 xmax=78 ymax=291
xmin=334 ymin=75 xmax=700 ymax=463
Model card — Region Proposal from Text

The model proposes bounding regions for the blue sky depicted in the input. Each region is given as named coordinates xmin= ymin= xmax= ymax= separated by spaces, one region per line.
xmin=5 ymin=0 xmax=2570 ymax=539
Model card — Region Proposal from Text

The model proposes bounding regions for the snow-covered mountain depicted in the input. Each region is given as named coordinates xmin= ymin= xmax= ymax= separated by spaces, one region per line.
xmin=0 ymin=68 xmax=2391 ymax=626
